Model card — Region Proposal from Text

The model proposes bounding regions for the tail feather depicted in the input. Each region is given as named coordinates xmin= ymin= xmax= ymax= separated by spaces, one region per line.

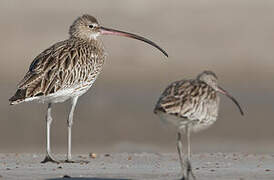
xmin=9 ymin=89 xmax=27 ymax=105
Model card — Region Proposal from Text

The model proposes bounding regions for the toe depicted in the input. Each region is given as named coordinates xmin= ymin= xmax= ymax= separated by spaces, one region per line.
xmin=62 ymin=159 xmax=89 ymax=164
xmin=41 ymin=155 xmax=60 ymax=164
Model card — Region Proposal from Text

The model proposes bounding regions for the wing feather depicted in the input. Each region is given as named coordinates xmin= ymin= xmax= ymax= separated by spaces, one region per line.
xmin=9 ymin=38 xmax=106 ymax=105
xmin=154 ymin=80 xmax=211 ymax=118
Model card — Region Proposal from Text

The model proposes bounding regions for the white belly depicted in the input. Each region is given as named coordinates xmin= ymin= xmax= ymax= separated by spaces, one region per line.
xmin=24 ymin=81 xmax=95 ymax=104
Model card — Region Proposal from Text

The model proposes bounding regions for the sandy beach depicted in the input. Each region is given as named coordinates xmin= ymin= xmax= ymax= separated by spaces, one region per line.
xmin=0 ymin=153 xmax=273 ymax=180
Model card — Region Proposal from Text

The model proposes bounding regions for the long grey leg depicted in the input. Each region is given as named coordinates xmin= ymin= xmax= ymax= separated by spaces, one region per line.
xmin=177 ymin=132 xmax=185 ymax=180
xmin=41 ymin=103 xmax=59 ymax=163
xmin=185 ymin=125 xmax=196 ymax=180
xmin=65 ymin=96 xmax=78 ymax=162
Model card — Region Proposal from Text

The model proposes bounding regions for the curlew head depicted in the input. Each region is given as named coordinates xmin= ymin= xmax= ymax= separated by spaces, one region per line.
xmin=197 ymin=70 xmax=244 ymax=116
xmin=197 ymin=70 xmax=218 ymax=89
xmin=69 ymin=14 xmax=168 ymax=57
xmin=70 ymin=14 xmax=100 ymax=40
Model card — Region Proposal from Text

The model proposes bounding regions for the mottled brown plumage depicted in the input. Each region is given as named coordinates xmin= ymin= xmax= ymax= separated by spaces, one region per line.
xmin=9 ymin=14 xmax=168 ymax=163
xmin=10 ymin=15 xmax=106 ymax=105
xmin=10 ymin=38 xmax=105 ymax=104
xmin=154 ymin=71 xmax=243 ymax=180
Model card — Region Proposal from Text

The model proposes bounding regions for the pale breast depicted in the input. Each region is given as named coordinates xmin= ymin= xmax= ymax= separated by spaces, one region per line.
xmin=190 ymin=95 xmax=220 ymax=132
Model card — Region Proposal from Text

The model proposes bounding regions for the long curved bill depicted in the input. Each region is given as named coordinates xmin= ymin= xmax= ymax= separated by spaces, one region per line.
xmin=100 ymin=26 xmax=168 ymax=57
xmin=217 ymin=86 xmax=244 ymax=116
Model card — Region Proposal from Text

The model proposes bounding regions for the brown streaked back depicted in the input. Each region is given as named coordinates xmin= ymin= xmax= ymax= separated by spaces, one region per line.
xmin=9 ymin=38 xmax=106 ymax=105
xmin=154 ymin=79 xmax=218 ymax=119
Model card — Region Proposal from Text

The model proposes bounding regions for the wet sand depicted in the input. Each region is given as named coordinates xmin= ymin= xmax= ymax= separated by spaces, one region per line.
xmin=0 ymin=153 xmax=273 ymax=180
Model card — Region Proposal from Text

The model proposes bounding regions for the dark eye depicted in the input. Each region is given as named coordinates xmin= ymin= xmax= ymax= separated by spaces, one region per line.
xmin=89 ymin=25 xmax=94 ymax=28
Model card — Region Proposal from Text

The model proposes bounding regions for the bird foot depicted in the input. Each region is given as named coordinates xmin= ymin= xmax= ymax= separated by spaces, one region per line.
xmin=61 ymin=159 xmax=89 ymax=164
xmin=186 ymin=160 xmax=196 ymax=180
xmin=41 ymin=155 xmax=60 ymax=164
xmin=180 ymin=174 xmax=195 ymax=180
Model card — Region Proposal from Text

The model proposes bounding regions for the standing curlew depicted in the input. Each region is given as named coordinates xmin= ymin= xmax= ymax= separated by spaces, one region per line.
xmin=154 ymin=71 xmax=244 ymax=180
xmin=9 ymin=14 xmax=168 ymax=163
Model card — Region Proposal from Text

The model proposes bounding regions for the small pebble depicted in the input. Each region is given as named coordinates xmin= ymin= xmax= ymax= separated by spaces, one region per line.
xmin=80 ymin=161 xmax=89 ymax=165
xmin=89 ymin=153 xmax=97 ymax=159
xmin=128 ymin=156 xmax=132 ymax=160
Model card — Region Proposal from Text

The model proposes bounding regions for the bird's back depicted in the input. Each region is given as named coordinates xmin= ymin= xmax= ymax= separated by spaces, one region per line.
xmin=9 ymin=38 xmax=106 ymax=105
xmin=154 ymin=79 xmax=220 ymax=131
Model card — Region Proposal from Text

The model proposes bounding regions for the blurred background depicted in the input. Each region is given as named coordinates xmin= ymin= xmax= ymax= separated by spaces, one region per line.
xmin=1 ymin=0 xmax=274 ymax=154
